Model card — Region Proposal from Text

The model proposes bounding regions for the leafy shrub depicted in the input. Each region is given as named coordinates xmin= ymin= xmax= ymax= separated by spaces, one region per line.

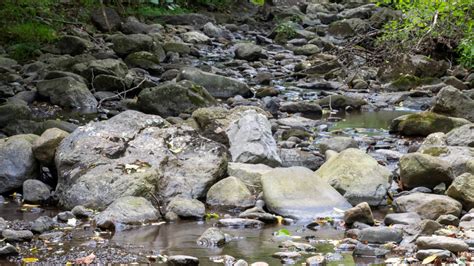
xmin=376 ymin=0 xmax=473 ymax=68
xmin=8 ymin=23 xmax=57 ymax=44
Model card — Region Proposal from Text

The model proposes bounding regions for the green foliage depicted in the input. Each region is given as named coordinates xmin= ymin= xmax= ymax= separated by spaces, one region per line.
xmin=204 ymin=212 xmax=219 ymax=219
xmin=274 ymin=21 xmax=298 ymax=44
xmin=250 ymin=0 xmax=265 ymax=5
xmin=275 ymin=228 xmax=291 ymax=236
xmin=8 ymin=22 xmax=57 ymax=44
xmin=8 ymin=43 xmax=41 ymax=62
xmin=458 ymin=33 xmax=474 ymax=69
xmin=376 ymin=0 xmax=474 ymax=68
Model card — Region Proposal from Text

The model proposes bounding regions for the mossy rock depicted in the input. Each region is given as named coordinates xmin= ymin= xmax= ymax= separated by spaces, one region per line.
xmin=124 ymin=51 xmax=161 ymax=71
xmin=137 ymin=80 xmax=216 ymax=117
xmin=385 ymin=75 xmax=440 ymax=91
xmin=390 ymin=111 xmax=471 ymax=137
xmin=282 ymin=128 xmax=311 ymax=140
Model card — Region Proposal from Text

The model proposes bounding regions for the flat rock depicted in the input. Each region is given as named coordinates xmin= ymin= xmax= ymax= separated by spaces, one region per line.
xmin=416 ymin=236 xmax=469 ymax=252
xmin=262 ymin=167 xmax=352 ymax=220
xmin=393 ymin=192 xmax=462 ymax=220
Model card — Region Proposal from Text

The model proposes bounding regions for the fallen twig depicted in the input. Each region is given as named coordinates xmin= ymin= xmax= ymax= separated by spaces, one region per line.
xmin=97 ymin=77 xmax=148 ymax=108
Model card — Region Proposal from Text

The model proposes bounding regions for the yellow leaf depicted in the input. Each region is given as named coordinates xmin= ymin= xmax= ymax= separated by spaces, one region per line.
xmin=22 ymin=257 xmax=39 ymax=263
xmin=276 ymin=216 xmax=283 ymax=225
xmin=422 ymin=254 xmax=437 ymax=264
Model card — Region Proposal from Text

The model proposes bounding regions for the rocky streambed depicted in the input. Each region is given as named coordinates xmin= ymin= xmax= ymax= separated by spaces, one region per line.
xmin=1 ymin=0 xmax=474 ymax=265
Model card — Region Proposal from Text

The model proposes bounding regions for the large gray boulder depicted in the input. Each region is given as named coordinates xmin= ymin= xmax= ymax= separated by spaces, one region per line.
xmin=94 ymin=196 xmax=159 ymax=230
xmin=110 ymin=34 xmax=153 ymax=56
xmin=390 ymin=111 xmax=470 ymax=137
xmin=192 ymin=106 xmax=270 ymax=145
xmin=400 ymin=153 xmax=453 ymax=189
xmin=55 ymin=110 xmax=228 ymax=210
xmin=432 ymin=86 xmax=474 ymax=122
xmin=234 ymin=43 xmax=265 ymax=61
xmin=261 ymin=167 xmax=352 ymax=220
xmin=315 ymin=148 xmax=391 ymax=206
xmin=72 ymin=59 xmax=128 ymax=81
xmin=0 ymin=103 xmax=31 ymax=128
xmin=166 ymin=197 xmax=205 ymax=219
xmin=36 ymin=77 xmax=97 ymax=113
xmin=177 ymin=67 xmax=251 ymax=98
xmin=0 ymin=135 xmax=39 ymax=193
xmin=446 ymin=124 xmax=474 ymax=147
xmin=446 ymin=173 xmax=474 ymax=210
xmin=227 ymin=162 xmax=272 ymax=193
xmin=181 ymin=31 xmax=210 ymax=44
xmin=32 ymin=128 xmax=69 ymax=165
xmin=23 ymin=179 xmax=50 ymax=203
xmin=137 ymin=80 xmax=216 ymax=117
xmin=206 ymin=176 xmax=255 ymax=208
xmin=393 ymin=192 xmax=462 ymax=220
xmin=226 ymin=110 xmax=281 ymax=167
xmin=318 ymin=136 xmax=358 ymax=154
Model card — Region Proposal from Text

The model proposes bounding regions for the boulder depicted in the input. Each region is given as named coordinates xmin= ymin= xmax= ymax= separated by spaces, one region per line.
xmin=415 ymin=249 xmax=452 ymax=261
xmin=416 ymin=236 xmax=469 ymax=252
xmin=2 ymin=229 xmax=33 ymax=242
xmin=446 ymin=123 xmax=474 ymax=147
xmin=159 ymin=13 xmax=215 ymax=27
xmin=0 ymin=103 xmax=31 ymax=128
xmin=234 ymin=43 xmax=265 ymax=61
xmin=226 ymin=110 xmax=281 ymax=167
xmin=432 ymin=86 xmax=474 ymax=122
xmin=278 ymin=149 xmax=324 ymax=171
xmin=318 ymin=136 xmax=358 ymax=154
xmin=36 ymin=77 xmax=97 ymax=112
xmin=31 ymin=216 xmax=55 ymax=233
xmin=56 ymin=35 xmax=92 ymax=55
xmin=162 ymin=42 xmax=191 ymax=54
xmin=343 ymin=202 xmax=374 ymax=226
xmin=384 ymin=212 xmax=421 ymax=225
xmin=181 ymin=31 xmax=210 ymax=44
xmin=378 ymin=54 xmax=448 ymax=82
xmin=446 ymin=173 xmax=474 ymax=210
xmin=177 ymin=67 xmax=251 ymax=98
xmin=393 ymin=192 xmax=462 ymax=220
xmin=124 ymin=51 xmax=161 ymax=73
xmin=91 ymin=7 xmax=121 ymax=32
xmin=94 ymin=196 xmax=159 ymax=230
xmin=358 ymin=227 xmax=403 ymax=244
xmin=192 ymin=106 xmax=269 ymax=145
xmin=0 ymin=135 xmax=38 ymax=193
xmin=121 ymin=16 xmax=154 ymax=34
xmin=138 ymin=80 xmax=216 ymax=117
xmin=315 ymin=148 xmax=391 ymax=206
xmin=316 ymin=95 xmax=366 ymax=110
xmin=110 ymin=34 xmax=153 ymax=56
xmin=261 ymin=167 xmax=352 ymax=220
xmin=206 ymin=176 xmax=255 ymax=208
xmin=23 ymin=179 xmax=50 ymax=203
xmin=279 ymin=101 xmax=322 ymax=117
xmin=197 ymin=227 xmax=226 ymax=246
xmin=328 ymin=18 xmax=369 ymax=38
xmin=227 ymin=162 xmax=273 ymax=193
xmin=400 ymin=153 xmax=453 ymax=189
xmin=72 ymin=59 xmax=128 ymax=81
xmin=55 ymin=110 xmax=228 ymax=210
xmin=0 ymin=244 xmax=18 ymax=256
xmin=32 ymin=128 xmax=69 ymax=165
xmin=292 ymin=44 xmax=320 ymax=56
xmin=390 ymin=111 xmax=470 ymax=137
xmin=166 ymin=197 xmax=205 ymax=219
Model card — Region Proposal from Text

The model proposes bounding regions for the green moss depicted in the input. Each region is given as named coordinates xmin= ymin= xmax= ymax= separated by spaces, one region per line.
xmin=421 ymin=146 xmax=449 ymax=156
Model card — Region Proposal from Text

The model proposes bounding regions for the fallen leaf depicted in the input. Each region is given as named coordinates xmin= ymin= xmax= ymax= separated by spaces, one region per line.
xmin=22 ymin=257 xmax=39 ymax=263
xmin=75 ymin=253 xmax=96 ymax=265
xmin=422 ymin=254 xmax=437 ymax=264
